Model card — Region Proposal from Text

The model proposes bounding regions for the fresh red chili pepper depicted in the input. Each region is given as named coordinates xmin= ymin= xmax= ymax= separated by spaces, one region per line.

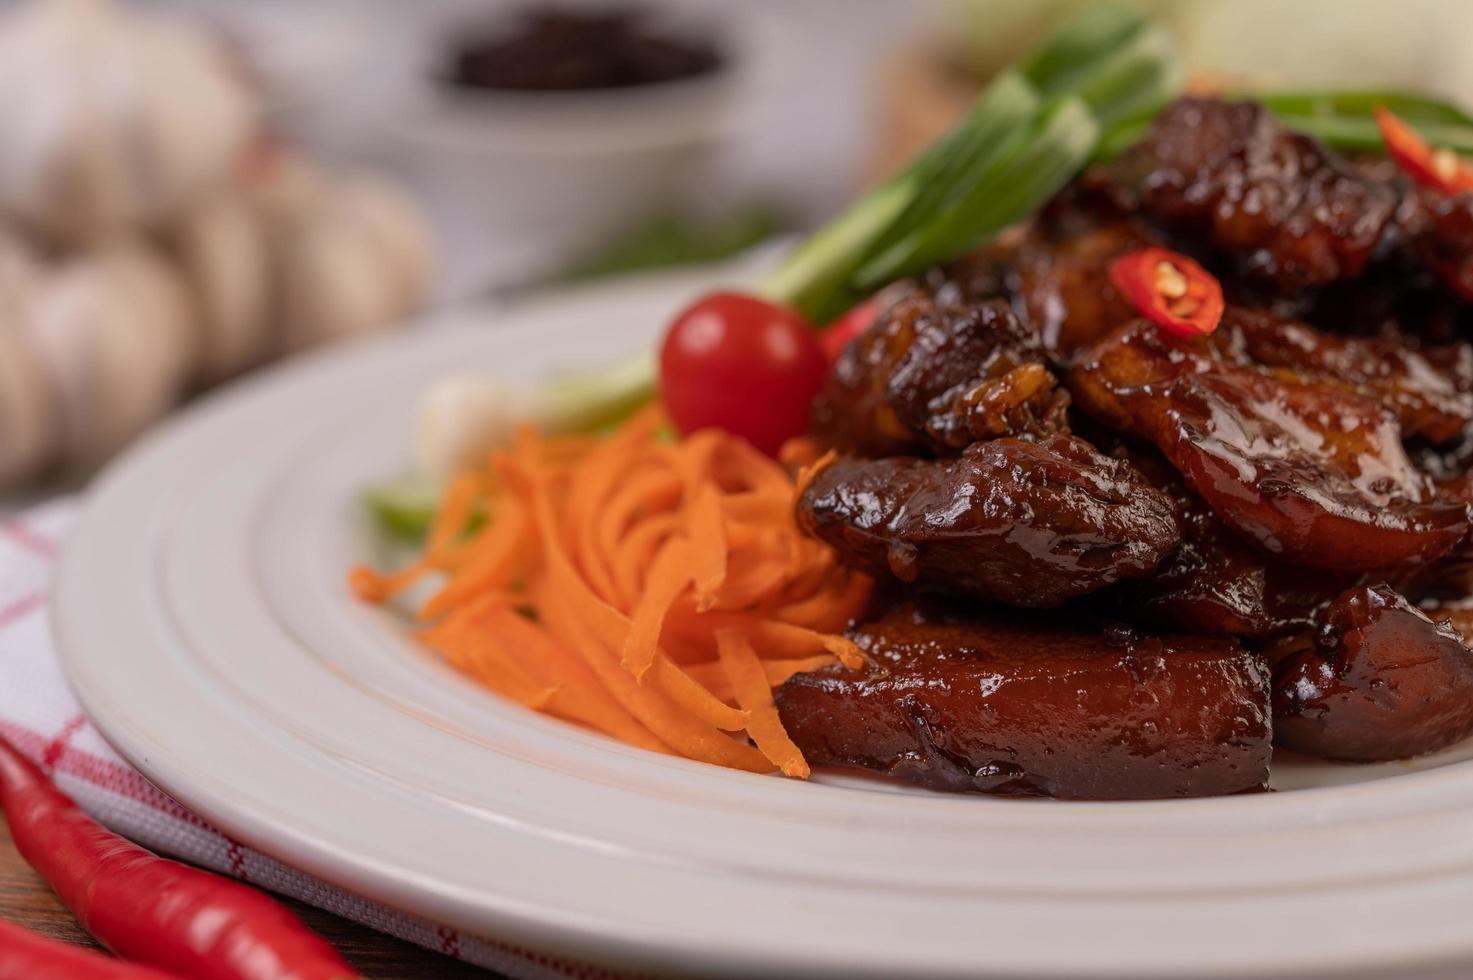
xmin=1374 ymin=105 xmax=1473 ymax=195
xmin=818 ymin=297 xmax=880 ymax=362
xmin=1108 ymin=246 xmax=1224 ymax=339
xmin=0 ymin=736 xmax=357 ymax=980
xmin=0 ymin=919 xmax=184 ymax=980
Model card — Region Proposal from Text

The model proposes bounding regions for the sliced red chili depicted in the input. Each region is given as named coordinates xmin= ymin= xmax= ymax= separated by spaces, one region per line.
xmin=1374 ymin=105 xmax=1473 ymax=195
xmin=1108 ymin=246 xmax=1224 ymax=339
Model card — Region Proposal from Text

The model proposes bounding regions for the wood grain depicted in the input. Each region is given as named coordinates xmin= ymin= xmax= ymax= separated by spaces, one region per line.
xmin=0 ymin=821 xmax=494 ymax=977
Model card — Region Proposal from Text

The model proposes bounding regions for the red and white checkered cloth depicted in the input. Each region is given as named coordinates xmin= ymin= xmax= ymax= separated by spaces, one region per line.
xmin=0 ymin=499 xmax=631 ymax=980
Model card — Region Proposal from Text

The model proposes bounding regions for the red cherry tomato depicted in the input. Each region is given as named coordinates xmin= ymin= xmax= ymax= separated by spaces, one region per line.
xmin=819 ymin=298 xmax=880 ymax=362
xmin=659 ymin=291 xmax=828 ymax=455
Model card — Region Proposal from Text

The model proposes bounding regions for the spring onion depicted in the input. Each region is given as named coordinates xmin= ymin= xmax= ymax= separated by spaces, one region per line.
xmin=1097 ymin=88 xmax=1473 ymax=162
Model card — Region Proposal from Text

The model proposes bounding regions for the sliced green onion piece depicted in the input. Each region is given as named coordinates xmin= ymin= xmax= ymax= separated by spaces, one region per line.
xmin=1063 ymin=21 xmax=1180 ymax=127
xmin=855 ymin=95 xmax=1100 ymax=288
xmin=1273 ymin=112 xmax=1473 ymax=156
xmin=1254 ymin=90 xmax=1473 ymax=128
xmin=1020 ymin=4 xmax=1151 ymax=96
xmin=365 ymin=474 xmax=445 ymax=540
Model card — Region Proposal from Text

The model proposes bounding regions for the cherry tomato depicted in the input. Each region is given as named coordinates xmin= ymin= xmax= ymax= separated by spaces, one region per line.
xmin=819 ymin=298 xmax=880 ymax=362
xmin=659 ymin=291 xmax=828 ymax=455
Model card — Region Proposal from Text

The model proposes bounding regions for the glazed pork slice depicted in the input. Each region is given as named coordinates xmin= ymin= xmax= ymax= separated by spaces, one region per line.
xmin=1069 ymin=319 xmax=1470 ymax=571
xmin=775 ymin=603 xmax=1272 ymax=799
xmin=1209 ymin=307 xmax=1473 ymax=444
xmin=1004 ymin=219 xmax=1151 ymax=359
xmin=1391 ymin=187 xmax=1473 ymax=303
xmin=797 ymin=434 xmax=1181 ymax=608
xmin=1118 ymin=451 xmax=1355 ymax=637
xmin=810 ymin=296 xmax=1068 ymax=456
xmin=1095 ymin=97 xmax=1397 ymax=290
xmin=1273 ymin=585 xmax=1473 ymax=761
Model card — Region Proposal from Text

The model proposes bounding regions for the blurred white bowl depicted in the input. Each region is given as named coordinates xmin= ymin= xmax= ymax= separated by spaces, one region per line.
xmin=394 ymin=12 xmax=760 ymax=298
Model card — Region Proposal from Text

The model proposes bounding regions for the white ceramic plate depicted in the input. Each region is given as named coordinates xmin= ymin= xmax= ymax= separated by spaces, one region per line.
xmin=53 ymin=272 xmax=1473 ymax=979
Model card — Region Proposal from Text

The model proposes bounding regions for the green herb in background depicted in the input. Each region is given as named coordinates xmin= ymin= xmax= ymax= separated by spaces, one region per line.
xmin=558 ymin=208 xmax=788 ymax=283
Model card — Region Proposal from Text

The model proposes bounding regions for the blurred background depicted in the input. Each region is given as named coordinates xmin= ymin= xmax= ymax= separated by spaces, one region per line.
xmin=4 ymin=0 xmax=1473 ymax=495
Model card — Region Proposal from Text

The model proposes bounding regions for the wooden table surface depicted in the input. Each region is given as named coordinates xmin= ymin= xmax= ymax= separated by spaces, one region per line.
xmin=0 ymin=821 xmax=496 ymax=978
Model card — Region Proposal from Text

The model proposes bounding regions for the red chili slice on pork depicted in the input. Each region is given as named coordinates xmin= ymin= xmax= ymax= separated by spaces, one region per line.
xmin=1108 ymin=246 xmax=1224 ymax=338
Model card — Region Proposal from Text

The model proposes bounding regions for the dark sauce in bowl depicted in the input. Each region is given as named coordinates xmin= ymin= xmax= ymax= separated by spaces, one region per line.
xmin=447 ymin=7 xmax=724 ymax=93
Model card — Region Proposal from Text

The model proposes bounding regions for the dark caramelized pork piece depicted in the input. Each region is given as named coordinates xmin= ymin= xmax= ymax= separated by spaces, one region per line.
xmin=1209 ymin=307 xmax=1473 ymax=444
xmin=1274 ymin=586 xmax=1473 ymax=761
xmin=1121 ymin=453 xmax=1352 ymax=636
xmin=775 ymin=603 xmax=1272 ymax=799
xmin=1398 ymin=189 xmax=1473 ymax=302
xmin=1069 ymin=320 xmax=1469 ymax=571
xmin=1099 ymin=98 xmax=1397 ymax=290
xmin=810 ymin=296 xmax=1068 ymax=456
xmin=1006 ymin=220 xmax=1152 ymax=358
xmin=797 ymin=434 xmax=1180 ymax=608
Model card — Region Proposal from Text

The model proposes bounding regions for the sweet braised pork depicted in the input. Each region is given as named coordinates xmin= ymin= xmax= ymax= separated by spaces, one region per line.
xmin=798 ymin=435 xmax=1181 ymax=608
xmin=1208 ymin=307 xmax=1473 ymax=443
xmin=1273 ymin=586 xmax=1473 ymax=761
xmin=1069 ymin=319 xmax=1469 ymax=570
xmin=1118 ymin=451 xmax=1355 ymax=637
xmin=810 ymin=296 xmax=1068 ymax=456
xmin=775 ymin=603 xmax=1272 ymax=799
xmin=1097 ymin=97 xmax=1398 ymax=290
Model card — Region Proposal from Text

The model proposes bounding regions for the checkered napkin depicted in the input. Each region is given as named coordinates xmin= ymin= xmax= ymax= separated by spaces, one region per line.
xmin=0 ymin=498 xmax=630 ymax=980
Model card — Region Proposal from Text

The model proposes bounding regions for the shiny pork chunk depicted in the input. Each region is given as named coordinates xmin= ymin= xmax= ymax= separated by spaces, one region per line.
xmin=798 ymin=435 xmax=1180 ymax=608
xmin=775 ymin=603 xmax=1272 ymax=799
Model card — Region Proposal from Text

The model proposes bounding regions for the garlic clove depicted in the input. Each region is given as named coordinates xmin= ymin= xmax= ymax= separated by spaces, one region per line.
xmin=0 ymin=318 xmax=56 ymax=486
xmin=0 ymin=236 xmax=59 ymax=485
xmin=26 ymin=239 xmax=195 ymax=465
xmin=415 ymin=374 xmax=543 ymax=477
xmin=0 ymin=0 xmax=257 ymax=245
xmin=265 ymin=170 xmax=434 ymax=353
xmin=274 ymin=209 xmax=410 ymax=352
xmin=333 ymin=175 xmax=436 ymax=314
xmin=164 ymin=193 xmax=270 ymax=383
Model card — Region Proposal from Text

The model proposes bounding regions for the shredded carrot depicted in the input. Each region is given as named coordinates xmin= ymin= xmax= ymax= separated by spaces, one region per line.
xmin=716 ymin=630 xmax=810 ymax=778
xmin=686 ymin=485 xmax=727 ymax=609
xmin=685 ymin=654 xmax=841 ymax=701
xmin=348 ymin=560 xmax=428 ymax=603
xmin=778 ymin=436 xmax=821 ymax=470
xmin=620 ymin=537 xmax=691 ymax=679
xmin=424 ymin=472 xmax=485 ymax=570
xmin=352 ymin=407 xmax=873 ymax=780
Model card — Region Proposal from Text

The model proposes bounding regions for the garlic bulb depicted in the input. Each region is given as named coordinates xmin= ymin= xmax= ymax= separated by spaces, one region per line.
xmin=267 ymin=170 xmax=435 ymax=352
xmin=0 ymin=0 xmax=256 ymax=245
xmin=25 ymin=240 xmax=195 ymax=464
xmin=165 ymin=193 xmax=270 ymax=382
xmin=0 ymin=236 xmax=58 ymax=484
